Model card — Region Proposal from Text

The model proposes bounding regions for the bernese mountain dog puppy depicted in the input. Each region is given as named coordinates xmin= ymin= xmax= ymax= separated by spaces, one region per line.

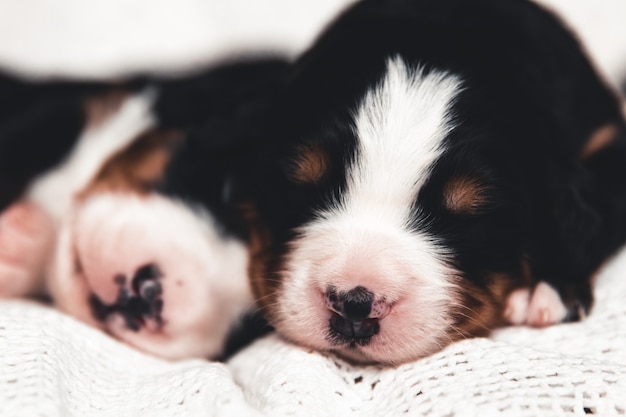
xmin=242 ymin=0 xmax=626 ymax=365
xmin=0 ymin=60 xmax=285 ymax=359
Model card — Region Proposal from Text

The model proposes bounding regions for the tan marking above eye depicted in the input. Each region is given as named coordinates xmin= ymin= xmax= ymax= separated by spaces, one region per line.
xmin=443 ymin=176 xmax=488 ymax=215
xmin=80 ymin=129 xmax=182 ymax=197
xmin=580 ymin=123 xmax=619 ymax=160
xmin=289 ymin=143 xmax=329 ymax=184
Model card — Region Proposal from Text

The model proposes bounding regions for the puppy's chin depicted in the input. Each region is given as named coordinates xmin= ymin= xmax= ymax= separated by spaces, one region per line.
xmin=270 ymin=297 xmax=461 ymax=366
xmin=269 ymin=301 xmax=462 ymax=366
xmin=267 ymin=273 xmax=507 ymax=365
xmin=47 ymin=192 xmax=252 ymax=360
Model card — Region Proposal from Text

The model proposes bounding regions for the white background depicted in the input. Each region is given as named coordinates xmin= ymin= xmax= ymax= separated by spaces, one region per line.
xmin=0 ymin=0 xmax=624 ymax=89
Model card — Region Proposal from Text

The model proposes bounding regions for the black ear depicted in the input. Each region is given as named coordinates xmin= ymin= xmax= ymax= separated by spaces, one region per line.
xmin=147 ymin=58 xmax=289 ymax=241
xmin=0 ymin=74 xmax=90 ymax=209
xmin=0 ymin=72 xmax=144 ymax=210
xmin=528 ymin=127 xmax=626 ymax=321
xmin=153 ymin=57 xmax=289 ymax=149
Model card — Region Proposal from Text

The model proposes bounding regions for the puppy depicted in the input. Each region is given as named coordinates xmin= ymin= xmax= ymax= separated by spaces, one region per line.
xmin=243 ymin=0 xmax=626 ymax=365
xmin=0 ymin=59 xmax=285 ymax=359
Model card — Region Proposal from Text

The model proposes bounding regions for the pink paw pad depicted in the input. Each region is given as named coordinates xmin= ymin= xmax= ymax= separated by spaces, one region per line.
xmin=0 ymin=201 xmax=54 ymax=297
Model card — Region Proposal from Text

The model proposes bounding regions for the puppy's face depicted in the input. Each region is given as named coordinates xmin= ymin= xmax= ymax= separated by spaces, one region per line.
xmin=3 ymin=58 xmax=290 ymax=360
xmin=251 ymin=57 xmax=533 ymax=365
xmin=41 ymin=95 xmax=254 ymax=360
xmin=245 ymin=0 xmax=626 ymax=365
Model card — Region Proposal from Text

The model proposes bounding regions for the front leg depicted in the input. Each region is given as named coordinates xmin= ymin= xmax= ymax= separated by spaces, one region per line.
xmin=505 ymin=280 xmax=590 ymax=328
xmin=506 ymin=125 xmax=626 ymax=327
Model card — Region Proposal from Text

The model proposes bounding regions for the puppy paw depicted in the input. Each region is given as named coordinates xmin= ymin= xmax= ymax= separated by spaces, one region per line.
xmin=525 ymin=282 xmax=568 ymax=327
xmin=0 ymin=201 xmax=54 ymax=298
xmin=504 ymin=281 xmax=576 ymax=327
xmin=503 ymin=287 xmax=531 ymax=325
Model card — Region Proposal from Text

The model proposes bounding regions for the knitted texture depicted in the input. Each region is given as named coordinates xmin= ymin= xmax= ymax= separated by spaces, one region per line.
xmin=2 ymin=246 xmax=625 ymax=417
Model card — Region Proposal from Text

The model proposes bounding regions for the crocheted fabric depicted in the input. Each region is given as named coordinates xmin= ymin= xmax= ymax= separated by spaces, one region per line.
xmin=2 ymin=245 xmax=625 ymax=417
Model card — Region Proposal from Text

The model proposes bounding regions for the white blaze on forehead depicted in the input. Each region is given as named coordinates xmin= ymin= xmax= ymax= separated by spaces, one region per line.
xmin=344 ymin=57 xmax=462 ymax=227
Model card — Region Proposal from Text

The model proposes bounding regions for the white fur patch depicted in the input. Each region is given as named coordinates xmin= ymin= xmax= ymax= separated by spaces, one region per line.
xmin=346 ymin=57 xmax=461 ymax=228
xmin=274 ymin=58 xmax=465 ymax=364
xmin=527 ymin=282 xmax=568 ymax=327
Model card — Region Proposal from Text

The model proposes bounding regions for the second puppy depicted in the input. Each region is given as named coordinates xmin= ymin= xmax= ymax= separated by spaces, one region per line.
xmin=0 ymin=60 xmax=286 ymax=359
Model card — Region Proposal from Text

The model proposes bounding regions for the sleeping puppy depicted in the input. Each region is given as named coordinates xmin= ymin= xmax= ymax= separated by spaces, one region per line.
xmin=0 ymin=60 xmax=284 ymax=360
xmin=244 ymin=0 xmax=626 ymax=365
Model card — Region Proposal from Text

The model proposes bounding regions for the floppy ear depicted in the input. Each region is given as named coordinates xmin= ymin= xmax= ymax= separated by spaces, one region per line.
xmin=529 ymin=124 xmax=626 ymax=321
xmin=153 ymin=57 xmax=289 ymax=149
xmin=152 ymin=58 xmax=290 ymax=237
xmin=0 ymin=72 xmax=148 ymax=210
xmin=0 ymin=73 xmax=88 ymax=209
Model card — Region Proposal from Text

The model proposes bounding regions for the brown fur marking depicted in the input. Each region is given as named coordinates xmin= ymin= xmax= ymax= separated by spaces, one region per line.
xmin=290 ymin=144 xmax=329 ymax=184
xmin=239 ymin=201 xmax=281 ymax=320
xmin=443 ymin=176 xmax=488 ymax=215
xmin=449 ymin=262 xmax=532 ymax=339
xmin=580 ymin=123 xmax=618 ymax=160
xmin=81 ymin=129 xmax=182 ymax=197
xmin=449 ymin=282 xmax=503 ymax=339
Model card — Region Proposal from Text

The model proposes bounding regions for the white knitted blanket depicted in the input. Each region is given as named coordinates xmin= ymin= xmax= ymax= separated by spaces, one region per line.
xmin=2 ymin=244 xmax=626 ymax=417
xmin=1 ymin=1 xmax=626 ymax=416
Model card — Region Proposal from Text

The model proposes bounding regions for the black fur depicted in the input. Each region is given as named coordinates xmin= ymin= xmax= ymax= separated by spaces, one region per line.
xmin=0 ymin=58 xmax=289 ymax=239
xmin=154 ymin=58 xmax=289 ymax=240
xmin=0 ymin=74 xmax=102 ymax=209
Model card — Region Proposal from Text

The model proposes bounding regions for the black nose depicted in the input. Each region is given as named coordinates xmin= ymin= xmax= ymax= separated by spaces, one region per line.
xmin=327 ymin=286 xmax=379 ymax=342
xmin=342 ymin=286 xmax=374 ymax=322
xmin=132 ymin=263 xmax=162 ymax=299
